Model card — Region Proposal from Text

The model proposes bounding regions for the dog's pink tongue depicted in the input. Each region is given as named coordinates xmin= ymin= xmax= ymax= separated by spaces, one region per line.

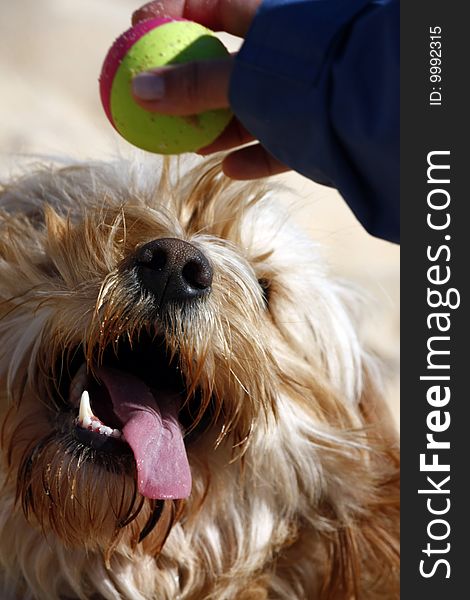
xmin=97 ymin=368 xmax=191 ymax=500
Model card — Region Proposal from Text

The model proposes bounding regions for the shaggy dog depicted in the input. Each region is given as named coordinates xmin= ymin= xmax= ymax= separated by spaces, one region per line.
xmin=0 ymin=158 xmax=399 ymax=599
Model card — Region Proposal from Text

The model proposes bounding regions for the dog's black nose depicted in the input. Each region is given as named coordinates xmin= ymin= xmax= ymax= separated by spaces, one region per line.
xmin=133 ymin=238 xmax=213 ymax=304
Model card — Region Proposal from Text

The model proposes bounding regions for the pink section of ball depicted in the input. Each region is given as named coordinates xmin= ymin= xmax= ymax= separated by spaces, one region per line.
xmin=99 ymin=18 xmax=180 ymax=128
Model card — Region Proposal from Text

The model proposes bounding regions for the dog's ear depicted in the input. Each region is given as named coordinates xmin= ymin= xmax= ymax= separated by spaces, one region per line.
xmin=321 ymin=480 xmax=400 ymax=598
xmin=322 ymin=475 xmax=400 ymax=599
xmin=319 ymin=366 xmax=399 ymax=599
xmin=353 ymin=367 xmax=400 ymax=598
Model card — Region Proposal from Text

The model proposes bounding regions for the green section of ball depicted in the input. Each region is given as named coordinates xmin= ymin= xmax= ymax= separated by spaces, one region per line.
xmin=110 ymin=21 xmax=232 ymax=154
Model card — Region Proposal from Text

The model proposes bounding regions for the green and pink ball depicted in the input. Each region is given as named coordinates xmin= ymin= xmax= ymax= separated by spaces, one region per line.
xmin=100 ymin=18 xmax=232 ymax=154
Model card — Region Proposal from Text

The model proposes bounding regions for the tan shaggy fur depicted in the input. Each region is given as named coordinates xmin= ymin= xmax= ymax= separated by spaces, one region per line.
xmin=0 ymin=157 xmax=399 ymax=599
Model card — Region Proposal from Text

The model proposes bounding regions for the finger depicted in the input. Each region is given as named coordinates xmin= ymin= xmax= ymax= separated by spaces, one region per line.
xmin=222 ymin=145 xmax=290 ymax=180
xmin=132 ymin=57 xmax=233 ymax=115
xmin=132 ymin=0 xmax=261 ymax=37
xmin=197 ymin=119 xmax=254 ymax=155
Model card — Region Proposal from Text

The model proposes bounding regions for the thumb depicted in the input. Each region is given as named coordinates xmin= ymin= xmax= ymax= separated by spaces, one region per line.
xmin=132 ymin=58 xmax=233 ymax=115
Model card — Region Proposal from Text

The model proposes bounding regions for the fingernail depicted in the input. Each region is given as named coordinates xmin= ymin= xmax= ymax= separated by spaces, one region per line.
xmin=132 ymin=72 xmax=165 ymax=100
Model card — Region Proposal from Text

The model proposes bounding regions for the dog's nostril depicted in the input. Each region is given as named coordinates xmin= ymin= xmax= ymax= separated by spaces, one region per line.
xmin=182 ymin=260 xmax=212 ymax=290
xmin=132 ymin=238 xmax=213 ymax=305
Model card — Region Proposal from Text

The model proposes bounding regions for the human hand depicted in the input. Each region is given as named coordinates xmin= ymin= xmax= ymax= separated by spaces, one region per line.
xmin=131 ymin=1 xmax=289 ymax=179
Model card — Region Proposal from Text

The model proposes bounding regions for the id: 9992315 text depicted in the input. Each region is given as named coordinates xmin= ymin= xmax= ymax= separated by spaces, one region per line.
xmin=429 ymin=26 xmax=442 ymax=106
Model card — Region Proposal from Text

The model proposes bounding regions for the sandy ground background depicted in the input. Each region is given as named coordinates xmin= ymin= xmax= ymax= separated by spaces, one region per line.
xmin=0 ymin=0 xmax=399 ymax=425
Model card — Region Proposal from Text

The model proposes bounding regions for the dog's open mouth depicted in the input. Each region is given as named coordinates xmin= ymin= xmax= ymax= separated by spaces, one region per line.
xmin=64 ymin=333 xmax=193 ymax=501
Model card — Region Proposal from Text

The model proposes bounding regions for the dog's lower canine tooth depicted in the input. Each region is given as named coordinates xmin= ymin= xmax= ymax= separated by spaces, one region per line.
xmin=76 ymin=390 xmax=122 ymax=437
xmin=78 ymin=390 xmax=94 ymax=423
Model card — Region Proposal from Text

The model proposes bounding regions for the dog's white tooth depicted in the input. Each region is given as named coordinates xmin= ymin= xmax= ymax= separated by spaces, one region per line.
xmin=78 ymin=390 xmax=94 ymax=423
xmin=99 ymin=425 xmax=113 ymax=436
xmin=76 ymin=390 xmax=119 ymax=438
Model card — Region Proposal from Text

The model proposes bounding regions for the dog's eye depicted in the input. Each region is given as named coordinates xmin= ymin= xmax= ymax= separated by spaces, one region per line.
xmin=257 ymin=278 xmax=271 ymax=306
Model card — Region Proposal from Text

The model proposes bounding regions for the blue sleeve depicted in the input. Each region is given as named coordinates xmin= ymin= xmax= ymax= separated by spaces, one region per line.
xmin=229 ymin=0 xmax=399 ymax=243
